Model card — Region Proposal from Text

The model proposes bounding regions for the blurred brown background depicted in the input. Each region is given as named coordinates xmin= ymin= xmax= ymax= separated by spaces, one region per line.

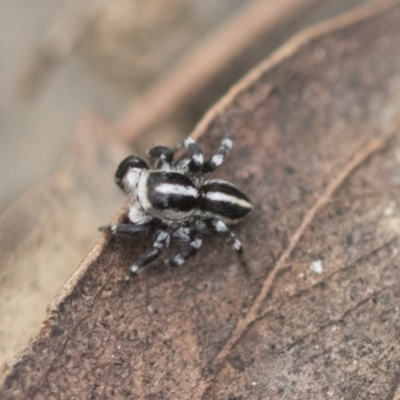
xmin=0 ymin=0 xmax=372 ymax=213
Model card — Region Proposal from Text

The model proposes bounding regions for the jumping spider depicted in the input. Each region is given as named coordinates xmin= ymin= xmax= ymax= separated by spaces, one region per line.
xmin=100 ymin=136 xmax=253 ymax=280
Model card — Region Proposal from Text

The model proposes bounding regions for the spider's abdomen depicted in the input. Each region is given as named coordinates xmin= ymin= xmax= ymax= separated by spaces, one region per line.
xmin=200 ymin=179 xmax=253 ymax=224
xmin=139 ymin=171 xmax=199 ymax=220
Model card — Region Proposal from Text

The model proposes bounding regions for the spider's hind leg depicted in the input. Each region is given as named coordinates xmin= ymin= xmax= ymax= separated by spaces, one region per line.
xmin=208 ymin=218 xmax=247 ymax=267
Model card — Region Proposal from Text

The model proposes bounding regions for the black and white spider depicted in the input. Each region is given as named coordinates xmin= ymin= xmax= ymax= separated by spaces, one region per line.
xmin=100 ymin=136 xmax=253 ymax=280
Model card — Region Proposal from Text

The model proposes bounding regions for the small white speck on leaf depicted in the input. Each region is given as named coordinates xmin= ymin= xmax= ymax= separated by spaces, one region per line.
xmin=384 ymin=201 xmax=396 ymax=217
xmin=310 ymin=259 xmax=323 ymax=274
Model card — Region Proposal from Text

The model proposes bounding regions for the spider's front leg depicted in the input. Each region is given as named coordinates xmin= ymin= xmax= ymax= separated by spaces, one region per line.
xmin=126 ymin=229 xmax=170 ymax=279
xmin=202 ymin=136 xmax=233 ymax=173
xmin=175 ymin=137 xmax=205 ymax=172
xmin=100 ymin=200 xmax=152 ymax=236
xmin=147 ymin=146 xmax=174 ymax=170
xmin=176 ymin=136 xmax=233 ymax=172
xmin=99 ymin=223 xmax=151 ymax=236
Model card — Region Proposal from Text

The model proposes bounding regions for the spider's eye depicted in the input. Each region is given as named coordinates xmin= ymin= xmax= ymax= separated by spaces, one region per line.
xmin=115 ymin=156 xmax=148 ymax=183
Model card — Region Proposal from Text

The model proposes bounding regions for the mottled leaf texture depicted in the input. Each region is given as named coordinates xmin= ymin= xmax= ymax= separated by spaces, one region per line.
xmin=3 ymin=1 xmax=400 ymax=399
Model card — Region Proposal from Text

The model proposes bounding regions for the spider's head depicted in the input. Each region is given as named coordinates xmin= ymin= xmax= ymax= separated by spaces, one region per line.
xmin=115 ymin=155 xmax=148 ymax=193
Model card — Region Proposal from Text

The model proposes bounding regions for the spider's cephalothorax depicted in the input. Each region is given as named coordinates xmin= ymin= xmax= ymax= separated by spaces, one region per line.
xmin=100 ymin=136 xmax=253 ymax=280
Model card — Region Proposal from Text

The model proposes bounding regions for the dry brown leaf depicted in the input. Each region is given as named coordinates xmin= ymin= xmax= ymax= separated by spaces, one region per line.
xmin=2 ymin=1 xmax=400 ymax=398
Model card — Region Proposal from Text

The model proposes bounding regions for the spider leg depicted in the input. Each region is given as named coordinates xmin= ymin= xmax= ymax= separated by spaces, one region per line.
xmin=176 ymin=137 xmax=204 ymax=172
xmin=202 ymin=136 xmax=233 ymax=173
xmin=208 ymin=218 xmax=246 ymax=265
xmin=99 ymin=223 xmax=151 ymax=236
xmin=167 ymin=233 xmax=203 ymax=267
xmin=126 ymin=229 xmax=170 ymax=279
xmin=147 ymin=146 xmax=174 ymax=170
